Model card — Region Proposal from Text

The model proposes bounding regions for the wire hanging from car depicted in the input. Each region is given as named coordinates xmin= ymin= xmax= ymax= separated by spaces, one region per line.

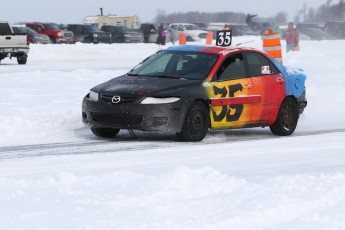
xmin=235 ymin=40 xmax=255 ymax=46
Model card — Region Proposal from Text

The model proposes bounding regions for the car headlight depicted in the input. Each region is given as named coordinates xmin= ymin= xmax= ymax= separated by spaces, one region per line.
xmin=141 ymin=97 xmax=180 ymax=104
xmin=89 ymin=91 xmax=99 ymax=101
xmin=93 ymin=34 xmax=99 ymax=38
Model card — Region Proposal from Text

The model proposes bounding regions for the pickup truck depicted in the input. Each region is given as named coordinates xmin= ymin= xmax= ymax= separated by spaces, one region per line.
xmin=26 ymin=22 xmax=74 ymax=44
xmin=0 ymin=21 xmax=29 ymax=64
xmin=100 ymin=25 xmax=142 ymax=43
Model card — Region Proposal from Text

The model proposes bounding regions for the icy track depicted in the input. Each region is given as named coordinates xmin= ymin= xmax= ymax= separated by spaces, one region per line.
xmin=1 ymin=38 xmax=345 ymax=229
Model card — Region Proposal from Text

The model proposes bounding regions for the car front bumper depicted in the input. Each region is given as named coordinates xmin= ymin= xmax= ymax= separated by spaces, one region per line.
xmin=82 ymin=95 xmax=188 ymax=132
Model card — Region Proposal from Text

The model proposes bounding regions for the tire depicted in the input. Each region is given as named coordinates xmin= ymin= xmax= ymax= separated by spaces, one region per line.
xmin=270 ymin=97 xmax=299 ymax=136
xmin=91 ymin=127 xmax=120 ymax=138
xmin=49 ymin=36 xmax=56 ymax=44
xmin=17 ymin=55 xmax=27 ymax=65
xmin=84 ymin=38 xmax=91 ymax=43
xmin=177 ymin=102 xmax=209 ymax=142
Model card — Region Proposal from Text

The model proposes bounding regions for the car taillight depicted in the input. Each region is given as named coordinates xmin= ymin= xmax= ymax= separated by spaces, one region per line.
xmin=27 ymin=35 xmax=30 ymax=45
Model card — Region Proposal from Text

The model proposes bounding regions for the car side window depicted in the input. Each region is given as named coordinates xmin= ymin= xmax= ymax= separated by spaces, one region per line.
xmin=244 ymin=52 xmax=279 ymax=76
xmin=216 ymin=53 xmax=246 ymax=81
xmin=76 ymin=26 xmax=83 ymax=33
xmin=37 ymin=25 xmax=44 ymax=32
xmin=27 ymin=24 xmax=34 ymax=30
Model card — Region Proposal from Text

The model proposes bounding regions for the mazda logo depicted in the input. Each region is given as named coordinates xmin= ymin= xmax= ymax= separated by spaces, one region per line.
xmin=111 ymin=96 xmax=121 ymax=104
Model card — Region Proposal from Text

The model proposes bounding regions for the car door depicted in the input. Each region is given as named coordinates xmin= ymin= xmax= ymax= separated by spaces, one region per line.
xmin=243 ymin=51 xmax=285 ymax=123
xmin=208 ymin=52 xmax=256 ymax=129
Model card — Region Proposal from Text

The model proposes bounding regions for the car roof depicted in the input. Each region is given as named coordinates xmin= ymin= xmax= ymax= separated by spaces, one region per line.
xmin=165 ymin=45 xmax=260 ymax=56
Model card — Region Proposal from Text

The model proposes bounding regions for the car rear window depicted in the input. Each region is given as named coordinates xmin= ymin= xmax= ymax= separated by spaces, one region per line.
xmin=0 ymin=23 xmax=12 ymax=35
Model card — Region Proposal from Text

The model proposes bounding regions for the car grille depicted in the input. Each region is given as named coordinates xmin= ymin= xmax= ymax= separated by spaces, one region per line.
xmin=91 ymin=112 xmax=143 ymax=125
xmin=100 ymin=33 xmax=110 ymax=38
xmin=63 ymin=32 xmax=73 ymax=38
xmin=101 ymin=93 xmax=139 ymax=104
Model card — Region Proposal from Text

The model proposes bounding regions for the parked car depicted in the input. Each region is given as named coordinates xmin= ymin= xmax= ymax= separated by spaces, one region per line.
xmin=100 ymin=25 xmax=142 ymax=43
xmin=139 ymin=23 xmax=173 ymax=43
xmin=192 ymin=22 xmax=208 ymax=30
xmin=208 ymin=23 xmax=258 ymax=37
xmin=230 ymin=24 xmax=258 ymax=36
xmin=169 ymin=23 xmax=208 ymax=41
xmin=26 ymin=22 xmax=74 ymax=44
xmin=11 ymin=25 xmax=50 ymax=44
xmin=324 ymin=21 xmax=345 ymax=39
xmin=66 ymin=24 xmax=111 ymax=43
xmin=82 ymin=45 xmax=307 ymax=141
xmin=245 ymin=14 xmax=276 ymax=34
xmin=140 ymin=23 xmax=157 ymax=43
xmin=0 ymin=21 xmax=29 ymax=64
xmin=296 ymin=23 xmax=333 ymax=40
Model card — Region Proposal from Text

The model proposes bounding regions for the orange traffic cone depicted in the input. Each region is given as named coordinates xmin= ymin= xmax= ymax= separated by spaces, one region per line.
xmin=179 ymin=32 xmax=186 ymax=45
xmin=206 ymin=31 xmax=213 ymax=45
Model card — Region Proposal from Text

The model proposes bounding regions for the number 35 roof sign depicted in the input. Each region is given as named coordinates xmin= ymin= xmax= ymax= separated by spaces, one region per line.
xmin=216 ymin=30 xmax=232 ymax=47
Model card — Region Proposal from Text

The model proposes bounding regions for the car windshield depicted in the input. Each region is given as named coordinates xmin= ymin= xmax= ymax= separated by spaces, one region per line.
xmin=128 ymin=51 xmax=219 ymax=80
xmin=84 ymin=25 xmax=102 ymax=32
xmin=12 ymin=27 xmax=25 ymax=33
xmin=12 ymin=27 xmax=38 ymax=35
xmin=185 ymin=24 xmax=200 ymax=30
xmin=45 ymin=23 xmax=62 ymax=30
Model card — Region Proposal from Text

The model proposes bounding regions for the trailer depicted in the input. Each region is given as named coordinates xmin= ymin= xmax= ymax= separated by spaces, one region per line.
xmin=83 ymin=15 xmax=141 ymax=29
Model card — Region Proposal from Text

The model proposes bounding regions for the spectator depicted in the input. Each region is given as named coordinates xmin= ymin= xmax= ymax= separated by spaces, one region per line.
xmin=283 ymin=22 xmax=299 ymax=52
xmin=157 ymin=23 xmax=167 ymax=48
xmin=223 ymin=24 xmax=231 ymax=30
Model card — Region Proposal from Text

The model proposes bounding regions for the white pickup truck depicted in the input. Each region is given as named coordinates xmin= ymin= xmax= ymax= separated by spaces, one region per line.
xmin=0 ymin=21 xmax=29 ymax=64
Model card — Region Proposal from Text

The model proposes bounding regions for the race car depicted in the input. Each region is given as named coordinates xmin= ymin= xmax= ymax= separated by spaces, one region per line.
xmin=82 ymin=45 xmax=307 ymax=141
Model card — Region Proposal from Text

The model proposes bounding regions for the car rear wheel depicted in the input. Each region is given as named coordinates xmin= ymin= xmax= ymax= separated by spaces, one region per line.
xmin=91 ymin=127 xmax=120 ymax=138
xmin=177 ymin=102 xmax=209 ymax=142
xmin=270 ymin=97 xmax=299 ymax=136
xmin=17 ymin=55 xmax=27 ymax=65
xmin=49 ymin=36 xmax=56 ymax=44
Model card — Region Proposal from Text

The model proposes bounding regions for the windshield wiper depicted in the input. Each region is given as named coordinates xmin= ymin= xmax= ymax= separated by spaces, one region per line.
xmin=127 ymin=73 xmax=141 ymax=76
xmin=152 ymin=75 xmax=184 ymax=80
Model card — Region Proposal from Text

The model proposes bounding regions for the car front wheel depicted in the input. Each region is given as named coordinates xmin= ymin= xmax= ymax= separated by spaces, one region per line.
xmin=270 ymin=97 xmax=299 ymax=136
xmin=91 ymin=127 xmax=120 ymax=138
xmin=177 ymin=102 xmax=209 ymax=142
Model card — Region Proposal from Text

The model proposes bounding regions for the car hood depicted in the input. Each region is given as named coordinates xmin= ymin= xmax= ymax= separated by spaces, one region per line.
xmin=94 ymin=75 xmax=202 ymax=96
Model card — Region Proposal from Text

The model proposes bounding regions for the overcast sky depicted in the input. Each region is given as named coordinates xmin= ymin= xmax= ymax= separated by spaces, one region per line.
xmin=2 ymin=0 xmax=328 ymax=24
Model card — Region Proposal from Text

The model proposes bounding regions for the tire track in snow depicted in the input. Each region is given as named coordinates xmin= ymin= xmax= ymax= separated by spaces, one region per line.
xmin=1 ymin=128 xmax=345 ymax=160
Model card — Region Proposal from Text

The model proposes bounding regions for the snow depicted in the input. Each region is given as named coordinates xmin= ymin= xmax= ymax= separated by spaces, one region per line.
xmin=1 ymin=38 xmax=345 ymax=229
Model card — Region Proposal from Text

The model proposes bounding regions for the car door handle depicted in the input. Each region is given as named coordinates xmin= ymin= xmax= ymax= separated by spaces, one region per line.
xmin=276 ymin=77 xmax=285 ymax=84
xmin=244 ymin=83 xmax=252 ymax=89
xmin=6 ymin=37 xmax=11 ymax=40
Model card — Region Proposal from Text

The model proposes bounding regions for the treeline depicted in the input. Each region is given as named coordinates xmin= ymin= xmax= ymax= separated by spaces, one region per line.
xmin=154 ymin=0 xmax=344 ymax=24
xmin=301 ymin=0 xmax=345 ymax=22
xmin=154 ymin=10 xmax=287 ymax=24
